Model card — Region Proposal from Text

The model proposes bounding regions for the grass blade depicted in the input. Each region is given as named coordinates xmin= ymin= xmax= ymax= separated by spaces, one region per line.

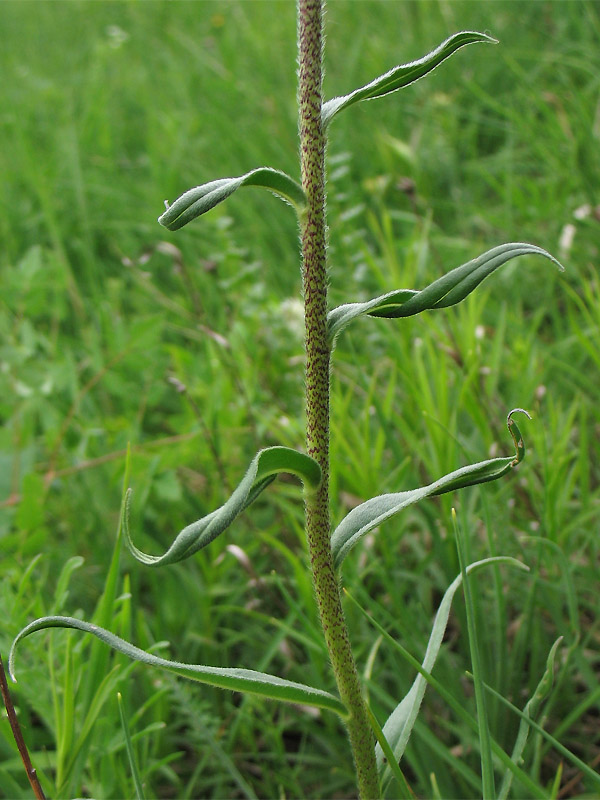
xmin=498 ymin=637 xmax=563 ymax=800
xmin=363 ymin=702 xmax=412 ymax=799
xmin=117 ymin=692 xmax=146 ymax=800
xmin=479 ymin=677 xmax=600 ymax=792
xmin=9 ymin=617 xmax=347 ymax=717
xmin=344 ymin=574 xmax=551 ymax=800
xmin=332 ymin=410 xmax=529 ymax=568
xmin=81 ymin=447 xmax=132 ymax=710
xmin=322 ymin=31 xmax=497 ymax=127
xmin=158 ymin=167 xmax=305 ymax=230
xmin=62 ymin=664 xmax=130 ymax=788
xmin=125 ymin=446 xmax=321 ymax=567
xmin=453 ymin=510 xmax=495 ymax=799
xmin=364 ymin=558 xmax=527 ymax=772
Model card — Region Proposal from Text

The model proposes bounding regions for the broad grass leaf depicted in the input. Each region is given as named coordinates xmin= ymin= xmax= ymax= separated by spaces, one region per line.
xmin=332 ymin=410 xmax=529 ymax=569
xmin=9 ymin=617 xmax=347 ymax=717
xmin=328 ymin=243 xmax=563 ymax=345
xmin=322 ymin=31 xmax=497 ymax=127
xmin=375 ymin=558 xmax=529 ymax=774
xmin=125 ymin=447 xmax=321 ymax=567
xmin=158 ymin=168 xmax=305 ymax=230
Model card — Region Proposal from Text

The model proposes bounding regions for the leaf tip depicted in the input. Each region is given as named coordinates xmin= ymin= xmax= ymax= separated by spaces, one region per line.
xmin=507 ymin=408 xmax=531 ymax=465
xmin=508 ymin=408 xmax=532 ymax=423
xmin=157 ymin=210 xmax=172 ymax=229
xmin=482 ymin=30 xmax=499 ymax=45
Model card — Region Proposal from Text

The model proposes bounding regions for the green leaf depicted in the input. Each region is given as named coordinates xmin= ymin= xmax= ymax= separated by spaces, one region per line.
xmin=328 ymin=243 xmax=563 ymax=345
xmin=61 ymin=663 xmax=132 ymax=787
xmin=125 ymin=446 xmax=321 ymax=567
xmin=81 ymin=447 xmax=132 ymax=712
xmin=9 ymin=617 xmax=347 ymax=717
xmin=158 ymin=168 xmax=306 ymax=231
xmin=374 ymin=558 xmax=529 ymax=773
xmin=481 ymin=677 xmax=600 ymax=792
xmin=345 ymin=582 xmax=547 ymax=800
xmin=117 ymin=692 xmax=146 ymax=800
xmin=322 ymin=31 xmax=498 ymax=127
xmin=332 ymin=410 xmax=529 ymax=569
xmin=498 ymin=637 xmax=562 ymax=800
xmin=453 ymin=511 xmax=495 ymax=799
xmin=364 ymin=703 xmax=412 ymax=799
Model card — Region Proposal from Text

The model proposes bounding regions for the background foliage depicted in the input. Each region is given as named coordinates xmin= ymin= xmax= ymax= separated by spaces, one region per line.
xmin=1 ymin=1 xmax=599 ymax=797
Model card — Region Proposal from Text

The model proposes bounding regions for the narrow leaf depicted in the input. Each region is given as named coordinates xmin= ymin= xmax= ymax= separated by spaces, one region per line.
xmin=322 ymin=31 xmax=497 ymax=127
xmin=373 ymin=558 xmax=529 ymax=771
xmin=332 ymin=410 xmax=529 ymax=569
xmin=498 ymin=637 xmax=562 ymax=800
xmin=125 ymin=446 xmax=321 ymax=567
xmin=364 ymin=703 xmax=413 ymax=799
xmin=117 ymin=693 xmax=146 ymax=800
xmin=454 ymin=511 xmax=495 ymax=799
xmin=81 ymin=446 xmax=131 ymax=712
xmin=9 ymin=617 xmax=347 ymax=718
xmin=345 ymin=580 xmax=547 ymax=800
xmin=481 ymin=678 xmax=600 ymax=791
xmin=158 ymin=168 xmax=305 ymax=231
xmin=328 ymin=243 xmax=563 ymax=345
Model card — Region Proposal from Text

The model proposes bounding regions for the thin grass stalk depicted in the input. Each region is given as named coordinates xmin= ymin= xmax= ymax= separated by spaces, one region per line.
xmin=297 ymin=1 xmax=379 ymax=796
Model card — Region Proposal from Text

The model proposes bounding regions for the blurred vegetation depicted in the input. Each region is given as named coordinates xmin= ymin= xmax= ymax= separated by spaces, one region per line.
xmin=1 ymin=1 xmax=599 ymax=797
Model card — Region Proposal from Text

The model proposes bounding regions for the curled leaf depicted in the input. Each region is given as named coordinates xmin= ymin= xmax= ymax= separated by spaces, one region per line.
xmin=328 ymin=243 xmax=563 ymax=345
xmin=322 ymin=31 xmax=497 ymax=127
xmin=159 ymin=167 xmax=306 ymax=231
xmin=9 ymin=617 xmax=347 ymax=717
xmin=331 ymin=410 xmax=529 ymax=569
xmin=126 ymin=447 xmax=321 ymax=567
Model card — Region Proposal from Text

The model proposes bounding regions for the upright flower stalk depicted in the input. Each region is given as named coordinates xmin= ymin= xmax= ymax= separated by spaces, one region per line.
xmin=8 ymin=6 xmax=564 ymax=798
xmin=297 ymin=1 xmax=379 ymax=796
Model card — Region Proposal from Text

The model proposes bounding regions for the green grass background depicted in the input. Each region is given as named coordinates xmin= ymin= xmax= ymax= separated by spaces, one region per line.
xmin=1 ymin=1 xmax=599 ymax=797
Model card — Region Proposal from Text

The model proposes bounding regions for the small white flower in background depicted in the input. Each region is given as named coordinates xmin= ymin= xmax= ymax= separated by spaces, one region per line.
xmin=559 ymin=223 xmax=576 ymax=261
xmin=574 ymin=203 xmax=592 ymax=220
xmin=279 ymin=297 xmax=305 ymax=339
xmin=106 ymin=25 xmax=129 ymax=49
xmin=558 ymin=203 xmax=596 ymax=261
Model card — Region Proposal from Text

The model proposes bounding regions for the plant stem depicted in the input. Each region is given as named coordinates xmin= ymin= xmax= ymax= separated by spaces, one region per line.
xmin=0 ymin=654 xmax=46 ymax=800
xmin=297 ymin=2 xmax=379 ymax=797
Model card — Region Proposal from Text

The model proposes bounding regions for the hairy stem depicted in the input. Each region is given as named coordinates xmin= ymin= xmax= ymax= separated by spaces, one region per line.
xmin=297 ymin=1 xmax=379 ymax=797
